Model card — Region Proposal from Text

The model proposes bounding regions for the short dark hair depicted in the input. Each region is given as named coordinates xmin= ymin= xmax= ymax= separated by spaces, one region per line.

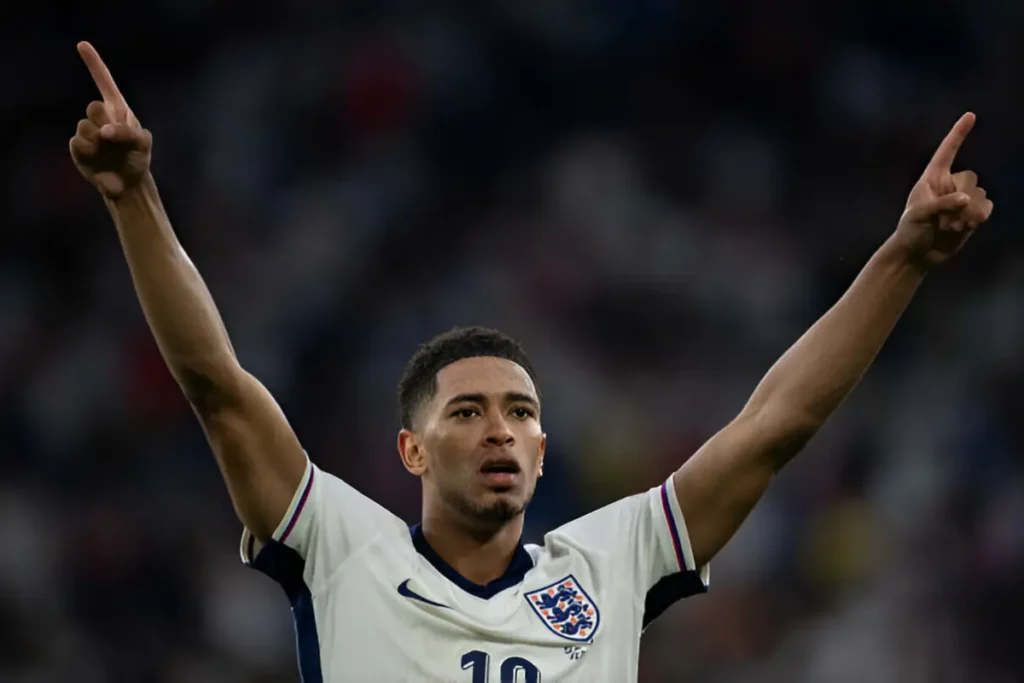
xmin=397 ymin=326 xmax=540 ymax=430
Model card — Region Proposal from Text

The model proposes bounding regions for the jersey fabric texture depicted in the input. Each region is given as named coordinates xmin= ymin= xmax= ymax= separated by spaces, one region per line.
xmin=240 ymin=458 xmax=709 ymax=682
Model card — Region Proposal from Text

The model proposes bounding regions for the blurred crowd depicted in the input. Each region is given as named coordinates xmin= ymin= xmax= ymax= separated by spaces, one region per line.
xmin=2 ymin=1 xmax=1023 ymax=681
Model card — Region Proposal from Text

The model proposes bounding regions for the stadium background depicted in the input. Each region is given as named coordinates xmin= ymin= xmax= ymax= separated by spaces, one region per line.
xmin=2 ymin=1 xmax=1023 ymax=681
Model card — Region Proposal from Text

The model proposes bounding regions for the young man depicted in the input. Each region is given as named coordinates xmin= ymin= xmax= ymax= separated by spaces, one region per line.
xmin=70 ymin=41 xmax=993 ymax=682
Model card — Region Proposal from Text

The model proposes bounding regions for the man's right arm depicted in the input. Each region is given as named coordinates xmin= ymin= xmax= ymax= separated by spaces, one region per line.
xmin=71 ymin=42 xmax=304 ymax=542
xmin=106 ymin=174 xmax=305 ymax=541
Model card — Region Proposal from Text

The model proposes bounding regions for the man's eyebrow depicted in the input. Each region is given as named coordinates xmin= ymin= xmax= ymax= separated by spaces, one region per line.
xmin=443 ymin=392 xmax=539 ymax=409
xmin=444 ymin=393 xmax=488 ymax=408
xmin=503 ymin=392 xmax=540 ymax=409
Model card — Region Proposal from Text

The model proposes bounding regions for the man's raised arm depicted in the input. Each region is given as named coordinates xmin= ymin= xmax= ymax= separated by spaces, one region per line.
xmin=70 ymin=42 xmax=305 ymax=541
xmin=673 ymin=113 xmax=995 ymax=569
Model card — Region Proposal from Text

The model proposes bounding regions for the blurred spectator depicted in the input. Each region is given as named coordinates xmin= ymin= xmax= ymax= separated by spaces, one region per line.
xmin=1 ymin=2 xmax=1022 ymax=681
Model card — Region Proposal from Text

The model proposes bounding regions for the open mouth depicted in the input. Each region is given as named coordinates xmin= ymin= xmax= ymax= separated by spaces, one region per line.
xmin=479 ymin=458 xmax=521 ymax=487
xmin=480 ymin=460 xmax=521 ymax=474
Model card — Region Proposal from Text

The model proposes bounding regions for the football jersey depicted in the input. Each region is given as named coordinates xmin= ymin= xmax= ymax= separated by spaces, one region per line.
xmin=240 ymin=457 xmax=709 ymax=682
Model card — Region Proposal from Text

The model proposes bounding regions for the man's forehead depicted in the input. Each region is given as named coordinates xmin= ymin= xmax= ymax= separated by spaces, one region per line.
xmin=435 ymin=356 xmax=537 ymax=397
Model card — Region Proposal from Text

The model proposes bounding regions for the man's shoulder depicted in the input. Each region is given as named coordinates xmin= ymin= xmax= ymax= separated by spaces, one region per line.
xmin=310 ymin=466 xmax=411 ymax=530
xmin=532 ymin=489 xmax=654 ymax=548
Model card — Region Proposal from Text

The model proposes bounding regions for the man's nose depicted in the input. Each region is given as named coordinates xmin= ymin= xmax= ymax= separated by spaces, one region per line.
xmin=484 ymin=416 xmax=515 ymax=446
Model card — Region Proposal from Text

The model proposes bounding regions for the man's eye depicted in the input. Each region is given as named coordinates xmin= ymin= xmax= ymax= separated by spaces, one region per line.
xmin=453 ymin=408 xmax=478 ymax=419
xmin=512 ymin=407 xmax=534 ymax=419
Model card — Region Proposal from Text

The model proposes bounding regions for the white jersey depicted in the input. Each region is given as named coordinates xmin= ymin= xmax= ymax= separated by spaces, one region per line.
xmin=240 ymin=458 xmax=709 ymax=682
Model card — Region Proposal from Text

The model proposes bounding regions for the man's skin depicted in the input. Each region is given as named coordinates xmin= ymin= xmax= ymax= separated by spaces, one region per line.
xmin=70 ymin=40 xmax=993 ymax=586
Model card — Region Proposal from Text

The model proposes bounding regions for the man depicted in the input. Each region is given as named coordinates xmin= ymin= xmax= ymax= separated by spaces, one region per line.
xmin=69 ymin=40 xmax=993 ymax=682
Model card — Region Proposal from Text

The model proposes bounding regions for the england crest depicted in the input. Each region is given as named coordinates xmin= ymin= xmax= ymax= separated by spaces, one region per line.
xmin=525 ymin=575 xmax=600 ymax=642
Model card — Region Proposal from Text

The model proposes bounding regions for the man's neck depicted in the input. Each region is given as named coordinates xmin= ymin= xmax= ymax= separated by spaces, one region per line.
xmin=420 ymin=511 xmax=524 ymax=586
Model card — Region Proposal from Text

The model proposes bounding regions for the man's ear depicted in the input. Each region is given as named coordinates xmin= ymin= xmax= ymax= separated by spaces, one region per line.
xmin=538 ymin=433 xmax=546 ymax=476
xmin=398 ymin=429 xmax=427 ymax=476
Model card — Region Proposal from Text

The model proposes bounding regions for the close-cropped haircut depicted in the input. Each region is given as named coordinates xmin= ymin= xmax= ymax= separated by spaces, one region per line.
xmin=397 ymin=326 xmax=540 ymax=430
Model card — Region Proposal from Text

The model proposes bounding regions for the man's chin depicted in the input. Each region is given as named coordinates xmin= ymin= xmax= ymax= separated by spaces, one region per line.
xmin=469 ymin=497 xmax=525 ymax=525
xmin=439 ymin=478 xmax=536 ymax=528
xmin=451 ymin=490 xmax=530 ymax=526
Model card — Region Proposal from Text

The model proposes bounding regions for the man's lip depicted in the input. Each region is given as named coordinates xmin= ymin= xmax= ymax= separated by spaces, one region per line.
xmin=480 ymin=471 xmax=519 ymax=487
xmin=478 ymin=455 xmax=521 ymax=474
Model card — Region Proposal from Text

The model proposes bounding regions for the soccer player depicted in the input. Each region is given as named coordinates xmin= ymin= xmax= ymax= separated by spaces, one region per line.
xmin=69 ymin=41 xmax=993 ymax=682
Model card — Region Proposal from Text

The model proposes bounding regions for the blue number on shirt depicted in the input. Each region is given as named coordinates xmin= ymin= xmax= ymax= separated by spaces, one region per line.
xmin=461 ymin=650 xmax=489 ymax=683
xmin=461 ymin=651 xmax=540 ymax=682
xmin=500 ymin=656 xmax=540 ymax=682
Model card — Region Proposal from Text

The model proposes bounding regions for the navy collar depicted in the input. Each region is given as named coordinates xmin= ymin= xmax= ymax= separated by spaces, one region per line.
xmin=410 ymin=524 xmax=534 ymax=599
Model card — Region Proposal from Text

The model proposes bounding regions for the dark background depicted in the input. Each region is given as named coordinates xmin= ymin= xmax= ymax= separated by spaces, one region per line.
xmin=2 ymin=1 xmax=1023 ymax=681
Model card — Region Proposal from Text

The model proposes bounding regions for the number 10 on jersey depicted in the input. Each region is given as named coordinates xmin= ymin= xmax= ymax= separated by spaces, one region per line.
xmin=461 ymin=650 xmax=540 ymax=682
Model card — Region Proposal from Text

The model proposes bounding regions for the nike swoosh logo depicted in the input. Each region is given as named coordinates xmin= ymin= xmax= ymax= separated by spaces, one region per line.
xmin=398 ymin=579 xmax=450 ymax=608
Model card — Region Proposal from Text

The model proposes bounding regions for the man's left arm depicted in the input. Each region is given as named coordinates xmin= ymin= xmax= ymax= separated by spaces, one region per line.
xmin=674 ymin=112 xmax=995 ymax=569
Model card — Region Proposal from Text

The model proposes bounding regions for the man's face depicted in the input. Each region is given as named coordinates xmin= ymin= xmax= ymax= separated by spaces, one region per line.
xmin=401 ymin=356 xmax=546 ymax=527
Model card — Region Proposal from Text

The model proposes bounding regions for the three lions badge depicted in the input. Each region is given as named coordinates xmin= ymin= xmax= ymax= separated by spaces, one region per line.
xmin=525 ymin=575 xmax=600 ymax=641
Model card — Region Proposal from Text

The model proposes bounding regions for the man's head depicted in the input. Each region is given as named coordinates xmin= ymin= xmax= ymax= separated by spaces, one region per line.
xmin=397 ymin=327 xmax=545 ymax=531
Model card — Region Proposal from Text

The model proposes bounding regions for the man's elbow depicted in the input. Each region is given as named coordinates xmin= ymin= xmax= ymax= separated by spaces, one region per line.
xmin=178 ymin=361 xmax=246 ymax=415
xmin=742 ymin=405 xmax=822 ymax=472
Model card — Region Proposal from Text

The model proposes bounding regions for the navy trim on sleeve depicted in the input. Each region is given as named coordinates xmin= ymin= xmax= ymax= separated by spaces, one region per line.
xmin=642 ymin=571 xmax=708 ymax=630
xmin=250 ymin=539 xmax=323 ymax=683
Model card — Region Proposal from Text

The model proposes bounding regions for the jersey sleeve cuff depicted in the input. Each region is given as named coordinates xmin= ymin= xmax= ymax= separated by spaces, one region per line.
xmin=239 ymin=456 xmax=316 ymax=565
xmin=659 ymin=473 xmax=710 ymax=589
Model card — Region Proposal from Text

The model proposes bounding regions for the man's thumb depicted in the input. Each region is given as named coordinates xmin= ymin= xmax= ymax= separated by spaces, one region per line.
xmin=906 ymin=192 xmax=970 ymax=222
xmin=95 ymin=171 xmax=125 ymax=199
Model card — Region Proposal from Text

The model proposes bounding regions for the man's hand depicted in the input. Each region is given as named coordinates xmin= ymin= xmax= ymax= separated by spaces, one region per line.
xmin=675 ymin=112 xmax=998 ymax=569
xmin=69 ymin=41 xmax=307 ymax=541
xmin=69 ymin=42 xmax=152 ymax=199
xmin=894 ymin=112 xmax=994 ymax=269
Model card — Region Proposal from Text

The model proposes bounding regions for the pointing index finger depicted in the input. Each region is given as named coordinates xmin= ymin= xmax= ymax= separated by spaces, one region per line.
xmin=77 ymin=41 xmax=128 ymax=116
xmin=926 ymin=112 xmax=976 ymax=174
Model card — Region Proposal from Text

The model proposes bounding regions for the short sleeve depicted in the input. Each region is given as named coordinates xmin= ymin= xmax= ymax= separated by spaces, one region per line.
xmin=239 ymin=457 xmax=407 ymax=593
xmin=544 ymin=472 xmax=709 ymax=627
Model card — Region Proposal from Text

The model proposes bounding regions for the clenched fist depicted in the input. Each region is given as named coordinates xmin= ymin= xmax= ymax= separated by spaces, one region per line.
xmin=893 ymin=112 xmax=994 ymax=269
xmin=70 ymin=42 xmax=152 ymax=199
